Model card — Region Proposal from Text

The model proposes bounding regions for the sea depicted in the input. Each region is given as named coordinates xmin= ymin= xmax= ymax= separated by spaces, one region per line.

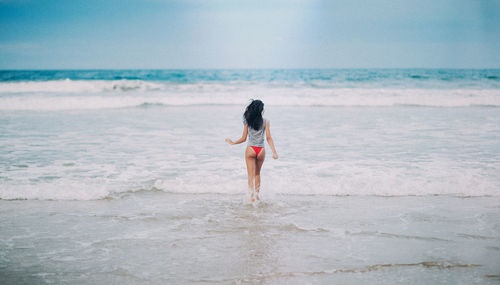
xmin=1 ymin=69 xmax=499 ymax=284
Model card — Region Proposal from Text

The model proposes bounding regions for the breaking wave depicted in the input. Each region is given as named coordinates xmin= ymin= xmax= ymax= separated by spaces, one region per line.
xmin=0 ymin=79 xmax=499 ymax=110
xmin=1 ymin=167 xmax=498 ymax=201
xmin=0 ymin=79 xmax=165 ymax=93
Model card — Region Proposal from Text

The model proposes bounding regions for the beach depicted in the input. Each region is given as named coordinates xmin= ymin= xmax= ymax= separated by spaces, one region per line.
xmin=1 ymin=69 xmax=499 ymax=284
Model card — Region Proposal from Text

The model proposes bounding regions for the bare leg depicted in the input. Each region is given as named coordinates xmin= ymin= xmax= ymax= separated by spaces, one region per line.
xmin=255 ymin=148 xmax=266 ymax=200
xmin=245 ymin=147 xmax=256 ymax=202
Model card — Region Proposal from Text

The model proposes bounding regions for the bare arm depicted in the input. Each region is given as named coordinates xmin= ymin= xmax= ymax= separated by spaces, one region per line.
xmin=265 ymin=121 xmax=278 ymax=159
xmin=225 ymin=125 xmax=248 ymax=145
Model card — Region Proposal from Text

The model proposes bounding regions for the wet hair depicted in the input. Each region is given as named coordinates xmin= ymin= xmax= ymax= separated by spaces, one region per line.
xmin=244 ymin=99 xmax=264 ymax=130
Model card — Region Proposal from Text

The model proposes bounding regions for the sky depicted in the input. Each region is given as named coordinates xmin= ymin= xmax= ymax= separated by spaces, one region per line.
xmin=0 ymin=0 xmax=499 ymax=69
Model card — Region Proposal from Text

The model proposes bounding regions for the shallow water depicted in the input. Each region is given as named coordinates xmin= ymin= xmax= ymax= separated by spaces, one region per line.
xmin=1 ymin=194 xmax=499 ymax=284
xmin=1 ymin=105 xmax=499 ymax=199
xmin=1 ymin=69 xmax=499 ymax=284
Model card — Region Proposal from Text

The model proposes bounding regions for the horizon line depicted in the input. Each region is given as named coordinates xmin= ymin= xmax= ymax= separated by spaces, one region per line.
xmin=1 ymin=67 xmax=499 ymax=71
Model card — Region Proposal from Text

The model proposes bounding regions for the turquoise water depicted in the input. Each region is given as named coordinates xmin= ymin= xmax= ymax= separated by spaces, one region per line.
xmin=1 ymin=69 xmax=499 ymax=88
xmin=1 ymin=69 xmax=499 ymax=283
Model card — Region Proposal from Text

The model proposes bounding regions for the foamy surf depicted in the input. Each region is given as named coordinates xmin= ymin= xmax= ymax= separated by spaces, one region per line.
xmin=1 ymin=164 xmax=497 ymax=201
xmin=0 ymin=79 xmax=165 ymax=93
xmin=0 ymin=85 xmax=499 ymax=110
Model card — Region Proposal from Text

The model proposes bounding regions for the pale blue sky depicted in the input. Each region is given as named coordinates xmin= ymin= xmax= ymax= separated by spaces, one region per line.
xmin=0 ymin=0 xmax=499 ymax=69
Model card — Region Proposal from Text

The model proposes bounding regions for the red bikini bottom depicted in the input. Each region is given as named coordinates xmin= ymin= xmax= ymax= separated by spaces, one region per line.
xmin=251 ymin=146 xmax=263 ymax=155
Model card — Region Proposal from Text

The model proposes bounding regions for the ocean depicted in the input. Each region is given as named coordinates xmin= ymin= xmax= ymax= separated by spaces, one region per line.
xmin=1 ymin=69 xmax=499 ymax=284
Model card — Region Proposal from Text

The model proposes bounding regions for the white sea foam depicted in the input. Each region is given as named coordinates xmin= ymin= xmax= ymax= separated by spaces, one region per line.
xmin=0 ymin=79 xmax=164 ymax=93
xmin=1 ymin=162 xmax=497 ymax=201
xmin=153 ymin=163 xmax=499 ymax=197
xmin=0 ymin=182 xmax=111 ymax=201
xmin=0 ymin=81 xmax=499 ymax=110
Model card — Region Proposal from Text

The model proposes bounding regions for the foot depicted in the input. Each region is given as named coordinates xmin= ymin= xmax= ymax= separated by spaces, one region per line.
xmin=250 ymin=190 xmax=256 ymax=203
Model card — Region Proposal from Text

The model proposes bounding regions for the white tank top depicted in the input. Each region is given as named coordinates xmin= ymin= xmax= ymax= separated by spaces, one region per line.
xmin=245 ymin=118 xmax=267 ymax=147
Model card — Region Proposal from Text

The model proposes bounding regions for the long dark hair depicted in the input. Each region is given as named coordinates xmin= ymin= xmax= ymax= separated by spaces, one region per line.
xmin=244 ymin=99 xmax=264 ymax=130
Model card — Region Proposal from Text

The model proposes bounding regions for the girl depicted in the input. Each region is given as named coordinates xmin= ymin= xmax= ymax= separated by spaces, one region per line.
xmin=225 ymin=100 xmax=278 ymax=202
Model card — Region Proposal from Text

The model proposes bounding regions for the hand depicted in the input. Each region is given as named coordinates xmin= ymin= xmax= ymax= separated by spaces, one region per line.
xmin=273 ymin=153 xmax=278 ymax=159
xmin=225 ymin=138 xmax=233 ymax=145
